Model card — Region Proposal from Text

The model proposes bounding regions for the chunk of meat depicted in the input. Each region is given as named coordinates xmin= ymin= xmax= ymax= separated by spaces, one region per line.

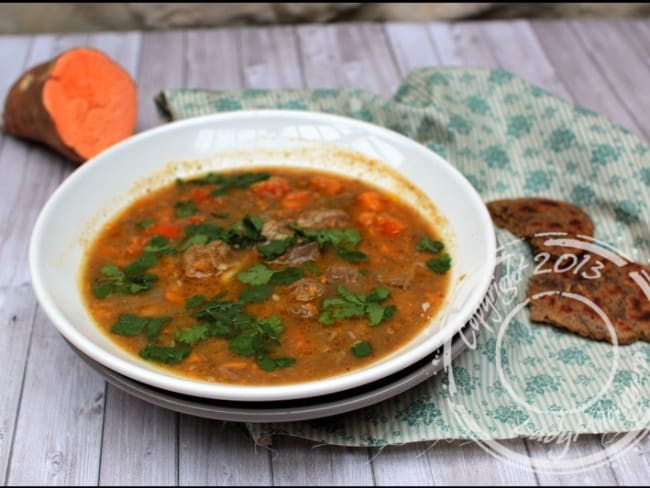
xmin=271 ymin=242 xmax=320 ymax=265
xmin=327 ymin=265 xmax=361 ymax=285
xmin=378 ymin=263 xmax=423 ymax=289
xmin=181 ymin=241 xmax=232 ymax=279
xmin=261 ymin=219 xmax=293 ymax=240
xmin=297 ymin=209 xmax=350 ymax=229
xmin=290 ymin=279 xmax=326 ymax=302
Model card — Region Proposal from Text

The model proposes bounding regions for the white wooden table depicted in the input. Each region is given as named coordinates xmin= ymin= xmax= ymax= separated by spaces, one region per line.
xmin=1 ymin=20 xmax=650 ymax=485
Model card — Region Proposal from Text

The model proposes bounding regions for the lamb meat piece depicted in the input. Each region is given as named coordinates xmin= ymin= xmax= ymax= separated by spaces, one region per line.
xmin=290 ymin=278 xmax=326 ymax=302
xmin=271 ymin=242 xmax=320 ymax=265
xmin=326 ymin=264 xmax=361 ymax=285
xmin=296 ymin=209 xmax=350 ymax=229
xmin=181 ymin=241 xmax=232 ymax=279
xmin=261 ymin=219 xmax=293 ymax=240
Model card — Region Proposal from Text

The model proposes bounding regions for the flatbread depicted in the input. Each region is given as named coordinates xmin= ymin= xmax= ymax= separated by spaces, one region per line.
xmin=527 ymin=259 xmax=650 ymax=344
xmin=487 ymin=198 xmax=595 ymax=257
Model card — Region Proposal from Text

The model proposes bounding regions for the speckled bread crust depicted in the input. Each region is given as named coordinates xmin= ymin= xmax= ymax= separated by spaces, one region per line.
xmin=487 ymin=198 xmax=594 ymax=258
xmin=527 ymin=260 xmax=650 ymax=345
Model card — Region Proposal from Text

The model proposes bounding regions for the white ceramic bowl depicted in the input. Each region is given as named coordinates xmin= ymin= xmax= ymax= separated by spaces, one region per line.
xmin=30 ymin=110 xmax=496 ymax=402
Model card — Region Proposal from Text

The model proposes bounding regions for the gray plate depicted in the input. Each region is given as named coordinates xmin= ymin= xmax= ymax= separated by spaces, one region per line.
xmin=71 ymin=323 xmax=477 ymax=422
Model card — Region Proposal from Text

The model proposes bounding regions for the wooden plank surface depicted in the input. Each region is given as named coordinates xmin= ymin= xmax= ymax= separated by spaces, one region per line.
xmin=1 ymin=20 xmax=649 ymax=485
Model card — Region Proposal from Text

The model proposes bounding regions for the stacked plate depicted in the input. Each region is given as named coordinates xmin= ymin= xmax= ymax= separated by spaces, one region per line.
xmin=30 ymin=111 xmax=496 ymax=422
xmin=69 ymin=321 xmax=478 ymax=422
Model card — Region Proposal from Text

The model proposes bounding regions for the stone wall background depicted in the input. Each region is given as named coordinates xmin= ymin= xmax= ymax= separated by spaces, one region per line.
xmin=1 ymin=3 xmax=648 ymax=34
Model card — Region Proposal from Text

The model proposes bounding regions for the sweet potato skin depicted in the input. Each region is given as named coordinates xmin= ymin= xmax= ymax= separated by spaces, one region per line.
xmin=3 ymin=47 xmax=137 ymax=164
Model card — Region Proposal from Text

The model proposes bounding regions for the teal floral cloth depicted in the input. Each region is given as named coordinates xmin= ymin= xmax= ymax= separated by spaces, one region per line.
xmin=156 ymin=68 xmax=650 ymax=446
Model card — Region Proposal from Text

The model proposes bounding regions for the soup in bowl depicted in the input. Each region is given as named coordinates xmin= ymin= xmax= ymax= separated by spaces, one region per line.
xmin=29 ymin=110 xmax=496 ymax=401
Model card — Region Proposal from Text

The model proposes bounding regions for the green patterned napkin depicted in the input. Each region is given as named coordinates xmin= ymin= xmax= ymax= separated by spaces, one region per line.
xmin=156 ymin=68 xmax=650 ymax=446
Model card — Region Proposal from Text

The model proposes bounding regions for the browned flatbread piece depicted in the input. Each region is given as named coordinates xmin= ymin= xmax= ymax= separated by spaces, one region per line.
xmin=487 ymin=198 xmax=595 ymax=257
xmin=527 ymin=259 xmax=650 ymax=344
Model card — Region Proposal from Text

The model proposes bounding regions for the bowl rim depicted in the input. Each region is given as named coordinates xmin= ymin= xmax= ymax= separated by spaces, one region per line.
xmin=29 ymin=109 xmax=496 ymax=402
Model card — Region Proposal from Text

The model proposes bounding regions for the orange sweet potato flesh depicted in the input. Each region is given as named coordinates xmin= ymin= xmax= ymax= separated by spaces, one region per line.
xmin=3 ymin=47 xmax=137 ymax=164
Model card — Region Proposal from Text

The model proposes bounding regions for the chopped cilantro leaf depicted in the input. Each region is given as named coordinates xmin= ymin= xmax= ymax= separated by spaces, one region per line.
xmin=256 ymin=355 xmax=295 ymax=371
xmin=417 ymin=236 xmax=445 ymax=254
xmin=320 ymin=285 xmax=396 ymax=326
xmin=144 ymin=235 xmax=175 ymax=254
xmin=183 ymin=171 xmax=270 ymax=195
xmin=303 ymin=262 xmax=321 ymax=276
xmin=176 ymin=325 xmax=210 ymax=345
xmin=139 ymin=344 xmax=191 ymax=365
xmin=110 ymin=314 xmax=170 ymax=340
xmin=111 ymin=314 xmax=148 ymax=336
xmin=92 ymin=255 xmax=158 ymax=298
xmin=237 ymin=264 xmax=275 ymax=286
xmin=257 ymin=237 xmax=294 ymax=261
xmin=294 ymin=227 xmax=361 ymax=249
xmin=229 ymin=334 xmax=262 ymax=357
xmin=238 ymin=285 xmax=273 ymax=304
xmin=367 ymin=287 xmax=390 ymax=302
xmin=268 ymin=267 xmax=303 ymax=285
xmin=336 ymin=247 xmax=368 ymax=263
xmin=175 ymin=200 xmax=197 ymax=218
xmin=135 ymin=219 xmax=155 ymax=230
xmin=179 ymin=234 xmax=209 ymax=251
xmin=185 ymin=295 xmax=206 ymax=309
xmin=351 ymin=341 xmax=373 ymax=358
xmin=427 ymin=253 xmax=452 ymax=274
xmin=237 ymin=264 xmax=303 ymax=287
xmin=123 ymin=252 xmax=157 ymax=275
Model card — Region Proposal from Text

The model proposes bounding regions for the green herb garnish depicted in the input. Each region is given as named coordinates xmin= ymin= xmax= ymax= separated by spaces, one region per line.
xmin=417 ymin=236 xmax=445 ymax=254
xmin=238 ymin=285 xmax=273 ymax=304
xmin=236 ymin=264 xmax=303 ymax=287
xmin=257 ymin=237 xmax=294 ymax=261
xmin=351 ymin=341 xmax=373 ymax=358
xmin=303 ymin=262 xmax=321 ymax=276
xmin=336 ymin=248 xmax=368 ymax=263
xmin=427 ymin=253 xmax=452 ymax=274
xmin=183 ymin=171 xmax=270 ymax=196
xmin=294 ymin=227 xmax=361 ymax=249
xmin=237 ymin=264 xmax=276 ymax=286
xmin=92 ymin=254 xmax=158 ymax=298
xmin=175 ymin=200 xmax=197 ymax=218
xmin=184 ymin=294 xmax=206 ymax=309
xmin=268 ymin=267 xmax=303 ymax=285
xmin=144 ymin=235 xmax=175 ymax=255
xmin=135 ymin=219 xmax=155 ymax=230
xmin=139 ymin=344 xmax=191 ymax=365
xmin=110 ymin=314 xmax=171 ymax=341
xmin=176 ymin=325 xmax=210 ymax=345
xmin=256 ymin=355 xmax=296 ymax=372
xmin=182 ymin=215 xmax=264 ymax=250
xmin=319 ymin=285 xmax=396 ymax=326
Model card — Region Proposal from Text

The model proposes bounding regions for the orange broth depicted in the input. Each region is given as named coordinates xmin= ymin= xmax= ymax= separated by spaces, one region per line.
xmin=81 ymin=168 xmax=451 ymax=384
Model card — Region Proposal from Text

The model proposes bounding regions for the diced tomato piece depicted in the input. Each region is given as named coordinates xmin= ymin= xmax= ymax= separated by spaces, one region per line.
xmin=190 ymin=188 xmax=211 ymax=204
xmin=310 ymin=175 xmax=342 ymax=195
xmin=251 ymin=177 xmax=289 ymax=198
xmin=147 ymin=222 xmax=182 ymax=239
xmin=377 ymin=214 xmax=405 ymax=236
xmin=281 ymin=190 xmax=312 ymax=210
xmin=357 ymin=191 xmax=385 ymax=211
